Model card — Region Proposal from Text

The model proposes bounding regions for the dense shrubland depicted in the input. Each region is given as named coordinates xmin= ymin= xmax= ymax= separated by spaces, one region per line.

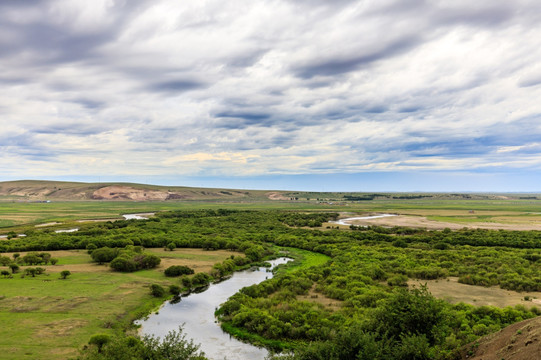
xmin=2 ymin=209 xmax=541 ymax=359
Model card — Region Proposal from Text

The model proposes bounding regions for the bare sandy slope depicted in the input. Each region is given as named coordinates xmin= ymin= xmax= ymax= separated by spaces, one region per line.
xmin=460 ymin=317 xmax=541 ymax=360
xmin=91 ymin=185 xmax=176 ymax=201
xmin=0 ymin=180 xmax=270 ymax=201
xmin=266 ymin=192 xmax=291 ymax=200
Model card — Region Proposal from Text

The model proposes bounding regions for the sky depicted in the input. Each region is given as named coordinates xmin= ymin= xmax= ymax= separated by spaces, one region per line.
xmin=1 ymin=0 xmax=541 ymax=192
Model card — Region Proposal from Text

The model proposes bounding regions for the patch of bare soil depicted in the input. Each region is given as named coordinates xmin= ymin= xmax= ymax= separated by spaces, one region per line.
xmin=266 ymin=192 xmax=290 ymax=200
xmin=343 ymin=214 xmax=541 ymax=231
xmin=409 ymin=278 xmax=541 ymax=309
xmin=35 ymin=318 xmax=88 ymax=338
xmin=460 ymin=317 xmax=541 ymax=360
xmin=297 ymin=285 xmax=343 ymax=311
xmin=46 ymin=297 xmax=90 ymax=312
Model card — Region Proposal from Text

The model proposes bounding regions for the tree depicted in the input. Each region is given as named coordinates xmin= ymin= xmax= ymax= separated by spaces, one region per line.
xmin=25 ymin=267 xmax=37 ymax=277
xmin=1 ymin=270 xmax=10 ymax=278
xmin=88 ymin=334 xmax=110 ymax=353
xmin=372 ymin=286 xmax=448 ymax=345
xmin=22 ymin=253 xmax=42 ymax=265
xmin=60 ymin=270 xmax=71 ymax=279
xmin=39 ymin=252 xmax=51 ymax=264
xmin=80 ymin=326 xmax=205 ymax=359
xmin=50 ymin=258 xmax=59 ymax=265
xmin=9 ymin=263 xmax=19 ymax=274
xmin=167 ymin=242 xmax=177 ymax=251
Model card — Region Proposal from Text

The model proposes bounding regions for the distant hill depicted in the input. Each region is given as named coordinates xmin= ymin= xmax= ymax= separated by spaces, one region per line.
xmin=0 ymin=180 xmax=280 ymax=201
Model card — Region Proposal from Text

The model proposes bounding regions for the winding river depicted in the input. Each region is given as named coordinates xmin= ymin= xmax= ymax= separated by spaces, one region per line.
xmin=136 ymin=257 xmax=291 ymax=360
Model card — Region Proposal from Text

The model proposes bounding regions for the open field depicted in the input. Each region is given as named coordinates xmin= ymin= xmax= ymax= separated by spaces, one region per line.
xmin=409 ymin=278 xmax=541 ymax=309
xmin=4 ymin=196 xmax=541 ymax=234
xmin=0 ymin=248 xmax=240 ymax=360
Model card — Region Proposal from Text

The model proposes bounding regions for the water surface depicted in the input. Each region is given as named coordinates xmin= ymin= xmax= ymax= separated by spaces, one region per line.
xmin=137 ymin=258 xmax=291 ymax=360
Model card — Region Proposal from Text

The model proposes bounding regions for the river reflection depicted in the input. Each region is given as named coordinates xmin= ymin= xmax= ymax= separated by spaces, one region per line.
xmin=137 ymin=257 xmax=291 ymax=360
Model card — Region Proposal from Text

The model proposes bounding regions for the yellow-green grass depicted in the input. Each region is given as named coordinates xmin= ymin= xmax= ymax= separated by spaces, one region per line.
xmin=408 ymin=277 xmax=541 ymax=309
xmin=0 ymin=249 xmax=239 ymax=360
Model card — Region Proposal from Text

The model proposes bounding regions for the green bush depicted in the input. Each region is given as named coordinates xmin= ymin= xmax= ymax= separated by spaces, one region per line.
xmin=165 ymin=265 xmax=195 ymax=277
xmin=191 ymin=273 xmax=211 ymax=287
xmin=110 ymin=256 xmax=137 ymax=272
xmin=91 ymin=247 xmax=117 ymax=264
xmin=150 ymin=284 xmax=166 ymax=297
xmin=169 ymin=284 xmax=181 ymax=296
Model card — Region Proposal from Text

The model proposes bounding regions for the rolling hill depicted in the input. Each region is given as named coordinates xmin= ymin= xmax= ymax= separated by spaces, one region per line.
xmin=0 ymin=180 xmax=280 ymax=201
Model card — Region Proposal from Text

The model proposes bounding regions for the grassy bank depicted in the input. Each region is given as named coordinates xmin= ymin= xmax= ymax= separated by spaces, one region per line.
xmin=0 ymin=249 xmax=238 ymax=360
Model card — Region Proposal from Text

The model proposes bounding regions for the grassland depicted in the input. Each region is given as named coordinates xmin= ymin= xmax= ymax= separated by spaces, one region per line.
xmin=3 ymin=195 xmax=541 ymax=234
xmin=3 ymin=191 xmax=541 ymax=359
xmin=0 ymin=249 xmax=239 ymax=360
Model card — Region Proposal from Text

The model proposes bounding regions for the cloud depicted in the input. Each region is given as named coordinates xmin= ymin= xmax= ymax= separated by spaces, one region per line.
xmin=1 ymin=0 xmax=541 ymax=187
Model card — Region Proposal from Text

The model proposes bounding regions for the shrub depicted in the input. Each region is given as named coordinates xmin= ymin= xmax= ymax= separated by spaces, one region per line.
xmin=191 ymin=272 xmax=211 ymax=287
xmin=60 ymin=270 xmax=71 ymax=279
xmin=164 ymin=265 xmax=195 ymax=277
xmin=86 ymin=243 xmax=97 ymax=254
xmin=110 ymin=256 xmax=137 ymax=272
xmin=0 ymin=256 xmax=11 ymax=266
xmin=181 ymin=276 xmax=192 ymax=288
xmin=91 ymin=247 xmax=117 ymax=264
xmin=150 ymin=284 xmax=166 ymax=297
xmin=169 ymin=285 xmax=181 ymax=296
xmin=135 ymin=254 xmax=161 ymax=269
xmin=387 ymin=274 xmax=408 ymax=287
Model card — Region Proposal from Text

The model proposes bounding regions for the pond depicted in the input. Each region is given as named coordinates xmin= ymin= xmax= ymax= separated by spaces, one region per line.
xmin=136 ymin=257 xmax=291 ymax=360
xmin=123 ymin=213 xmax=154 ymax=220
xmin=331 ymin=213 xmax=397 ymax=225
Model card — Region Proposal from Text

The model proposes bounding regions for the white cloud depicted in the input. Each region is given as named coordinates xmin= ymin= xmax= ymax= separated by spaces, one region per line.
xmin=1 ymin=0 xmax=541 ymax=183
